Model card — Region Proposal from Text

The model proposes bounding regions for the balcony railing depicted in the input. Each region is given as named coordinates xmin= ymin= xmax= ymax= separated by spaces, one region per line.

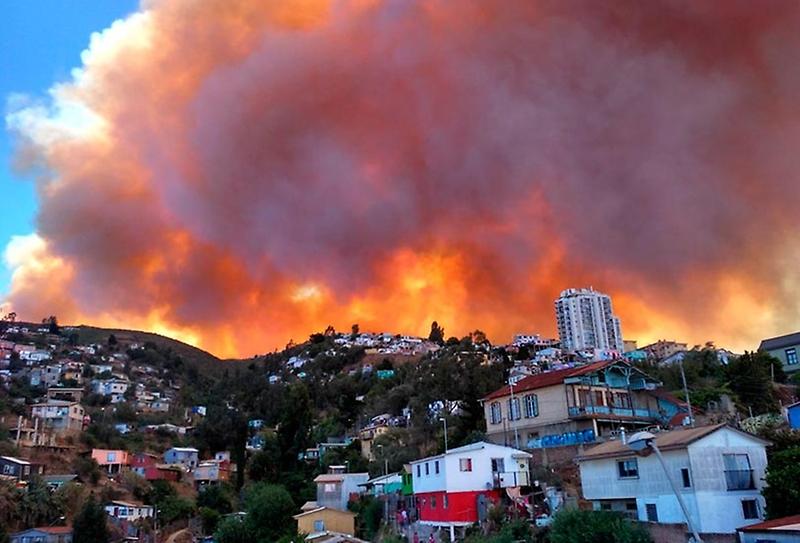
xmin=492 ymin=471 xmax=530 ymax=488
xmin=724 ymin=469 xmax=755 ymax=490
xmin=568 ymin=405 xmax=657 ymax=419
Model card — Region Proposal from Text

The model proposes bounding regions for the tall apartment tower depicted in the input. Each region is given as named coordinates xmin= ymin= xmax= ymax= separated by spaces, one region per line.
xmin=554 ymin=287 xmax=623 ymax=352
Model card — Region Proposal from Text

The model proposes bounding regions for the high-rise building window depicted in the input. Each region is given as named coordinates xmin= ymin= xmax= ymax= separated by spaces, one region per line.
xmin=554 ymin=288 xmax=623 ymax=352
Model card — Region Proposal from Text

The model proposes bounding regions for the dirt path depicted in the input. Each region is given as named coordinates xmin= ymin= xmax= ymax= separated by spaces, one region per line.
xmin=164 ymin=528 xmax=192 ymax=543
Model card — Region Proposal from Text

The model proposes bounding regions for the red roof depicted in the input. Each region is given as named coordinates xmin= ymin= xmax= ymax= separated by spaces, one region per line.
xmin=738 ymin=514 xmax=800 ymax=532
xmin=483 ymin=361 xmax=613 ymax=401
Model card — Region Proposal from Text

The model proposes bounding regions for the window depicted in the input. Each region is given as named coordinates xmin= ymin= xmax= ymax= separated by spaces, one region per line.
xmin=601 ymin=503 xmax=611 ymax=511
xmin=617 ymin=459 xmax=638 ymax=479
xmin=786 ymin=348 xmax=798 ymax=366
xmin=323 ymin=483 xmax=336 ymax=492
xmin=681 ymin=468 xmax=691 ymax=488
xmin=313 ymin=520 xmax=325 ymax=532
xmin=613 ymin=392 xmax=631 ymax=408
xmin=416 ymin=465 xmax=421 ymax=478
xmin=431 ymin=496 xmax=437 ymax=509
xmin=490 ymin=402 xmax=502 ymax=424
xmin=507 ymin=397 xmax=521 ymax=421
xmin=742 ymin=499 xmax=759 ymax=520
xmin=724 ymin=454 xmax=754 ymax=490
xmin=425 ymin=463 xmax=429 ymax=476
xmin=459 ymin=458 xmax=473 ymax=472
xmin=435 ymin=460 xmax=439 ymax=474
xmin=524 ymin=394 xmax=539 ymax=418
xmin=645 ymin=503 xmax=658 ymax=522
xmin=443 ymin=494 xmax=448 ymax=509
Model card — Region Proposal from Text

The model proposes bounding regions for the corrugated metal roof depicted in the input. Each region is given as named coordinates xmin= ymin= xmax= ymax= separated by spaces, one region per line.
xmin=313 ymin=474 xmax=345 ymax=483
xmin=738 ymin=514 xmax=800 ymax=532
xmin=577 ymin=424 xmax=768 ymax=461
xmin=483 ymin=361 xmax=613 ymax=401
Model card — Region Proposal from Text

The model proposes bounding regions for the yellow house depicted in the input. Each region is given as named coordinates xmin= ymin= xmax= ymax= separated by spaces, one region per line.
xmin=294 ymin=506 xmax=356 ymax=536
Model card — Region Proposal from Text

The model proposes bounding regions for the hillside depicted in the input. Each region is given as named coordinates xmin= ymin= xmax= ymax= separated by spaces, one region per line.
xmin=74 ymin=325 xmax=223 ymax=366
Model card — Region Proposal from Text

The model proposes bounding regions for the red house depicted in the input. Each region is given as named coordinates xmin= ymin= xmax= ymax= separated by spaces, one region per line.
xmin=410 ymin=442 xmax=531 ymax=538
xmin=131 ymin=453 xmax=180 ymax=482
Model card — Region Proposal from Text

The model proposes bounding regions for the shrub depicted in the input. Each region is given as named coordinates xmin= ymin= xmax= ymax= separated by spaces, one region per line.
xmin=549 ymin=510 xmax=652 ymax=543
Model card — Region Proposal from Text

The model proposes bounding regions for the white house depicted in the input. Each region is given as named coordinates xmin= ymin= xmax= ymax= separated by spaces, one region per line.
xmin=577 ymin=424 xmax=769 ymax=534
xmin=105 ymin=500 xmax=154 ymax=521
xmin=92 ymin=379 xmax=129 ymax=403
xmin=410 ymin=441 xmax=531 ymax=532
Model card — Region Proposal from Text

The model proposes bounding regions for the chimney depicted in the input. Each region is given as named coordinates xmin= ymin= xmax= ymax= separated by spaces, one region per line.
xmin=620 ymin=426 xmax=627 ymax=445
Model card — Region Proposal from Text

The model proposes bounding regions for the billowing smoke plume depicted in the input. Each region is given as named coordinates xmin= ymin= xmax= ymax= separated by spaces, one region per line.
xmin=6 ymin=0 xmax=800 ymax=357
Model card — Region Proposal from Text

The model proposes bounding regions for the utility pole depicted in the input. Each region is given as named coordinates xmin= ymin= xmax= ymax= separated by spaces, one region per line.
xmin=509 ymin=379 xmax=520 ymax=449
xmin=650 ymin=442 xmax=702 ymax=543
xmin=679 ymin=359 xmax=694 ymax=427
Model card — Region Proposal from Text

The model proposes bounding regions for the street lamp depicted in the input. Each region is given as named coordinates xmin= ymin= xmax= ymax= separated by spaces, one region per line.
xmin=48 ymin=516 xmax=66 ymax=527
xmin=439 ymin=417 xmax=448 ymax=452
xmin=627 ymin=432 xmax=702 ymax=543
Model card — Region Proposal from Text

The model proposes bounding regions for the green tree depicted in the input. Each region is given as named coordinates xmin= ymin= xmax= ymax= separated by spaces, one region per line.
xmin=763 ymin=446 xmax=800 ymax=519
xmin=549 ymin=510 xmax=651 ymax=543
xmin=248 ymin=438 xmax=282 ymax=483
xmin=726 ymin=351 xmax=779 ymax=415
xmin=277 ymin=383 xmax=313 ymax=468
xmin=18 ymin=476 xmax=62 ymax=527
xmin=428 ymin=321 xmax=445 ymax=344
xmin=351 ymin=495 xmax=383 ymax=540
xmin=242 ymin=483 xmax=295 ymax=542
xmin=197 ymin=485 xmax=233 ymax=515
xmin=73 ymin=495 xmax=109 ymax=543
xmin=215 ymin=517 xmax=252 ymax=543
xmin=0 ymin=481 xmax=19 ymax=536
xmin=198 ymin=507 xmax=222 ymax=536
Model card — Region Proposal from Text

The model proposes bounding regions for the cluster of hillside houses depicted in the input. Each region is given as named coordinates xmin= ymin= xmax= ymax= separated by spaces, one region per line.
xmin=272 ymin=355 xmax=800 ymax=542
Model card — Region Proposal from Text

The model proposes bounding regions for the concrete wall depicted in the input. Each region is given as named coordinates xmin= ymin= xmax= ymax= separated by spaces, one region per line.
xmin=579 ymin=428 xmax=768 ymax=534
xmin=296 ymin=508 xmax=355 ymax=536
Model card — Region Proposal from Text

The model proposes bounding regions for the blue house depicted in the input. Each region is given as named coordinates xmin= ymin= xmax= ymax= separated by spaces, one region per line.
xmin=787 ymin=401 xmax=800 ymax=430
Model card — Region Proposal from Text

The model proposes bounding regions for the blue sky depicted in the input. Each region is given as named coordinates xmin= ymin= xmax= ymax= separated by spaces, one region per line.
xmin=0 ymin=1 xmax=138 ymax=296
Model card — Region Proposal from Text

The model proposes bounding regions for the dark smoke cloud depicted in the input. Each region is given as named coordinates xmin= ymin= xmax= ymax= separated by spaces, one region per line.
xmin=5 ymin=0 xmax=800 ymax=356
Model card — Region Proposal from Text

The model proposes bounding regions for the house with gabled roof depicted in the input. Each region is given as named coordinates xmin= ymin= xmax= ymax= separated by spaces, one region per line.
xmin=481 ymin=360 xmax=678 ymax=449
xmin=737 ymin=513 xmax=800 ymax=542
xmin=10 ymin=526 xmax=73 ymax=543
xmin=759 ymin=331 xmax=800 ymax=374
xmin=577 ymin=424 xmax=769 ymax=535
